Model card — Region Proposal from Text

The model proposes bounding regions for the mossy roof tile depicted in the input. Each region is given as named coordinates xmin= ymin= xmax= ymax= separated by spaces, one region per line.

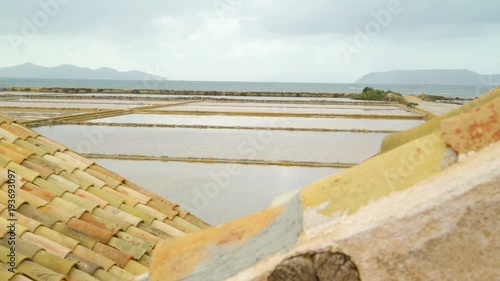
xmin=35 ymin=136 xmax=68 ymax=151
xmin=25 ymin=137 xmax=60 ymax=155
xmin=65 ymin=253 xmax=102 ymax=276
xmin=92 ymin=269 xmax=121 ymax=281
xmin=21 ymin=231 xmax=72 ymax=258
xmin=85 ymin=168 xmax=122 ymax=188
xmin=17 ymin=204 xmax=59 ymax=228
xmin=61 ymin=192 xmax=98 ymax=212
xmin=17 ymin=260 xmax=65 ymax=281
xmin=52 ymin=222 xmax=98 ymax=249
xmin=0 ymin=127 xmax=19 ymax=143
xmin=0 ymin=115 xmax=210 ymax=280
xmin=72 ymin=244 xmax=115 ymax=271
xmin=72 ymin=169 xmax=106 ymax=188
xmin=14 ymin=139 xmax=48 ymax=157
xmin=93 ymin=242 xmax=132 ymax=268
xmin=67 ymin=217 xmax=115 ymax=244
xmin=21 ymin=160 xmax=54 ymax=179
xmin=0 ymin=145 xmax=26 ymax=164
xmin=75 ymin=189 xmax=108 ymax=208
xmin=34 ymin=226 xmax=79 ymax=250
xmin=0 ymin=123 xmax=33 ymax=140
xmin=32 ymin=250 xmax=76 ymax=276
xmin=107 ymin=265 xmax=137 ymax=281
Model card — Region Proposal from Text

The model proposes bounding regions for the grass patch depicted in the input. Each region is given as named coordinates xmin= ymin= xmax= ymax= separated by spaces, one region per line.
xmin=349 ymin=87 xmax=418 ymax=108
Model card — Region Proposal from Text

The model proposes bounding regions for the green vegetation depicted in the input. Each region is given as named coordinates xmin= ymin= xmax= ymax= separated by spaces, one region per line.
xmin=350 ymin=87 xmax=418 ymax=108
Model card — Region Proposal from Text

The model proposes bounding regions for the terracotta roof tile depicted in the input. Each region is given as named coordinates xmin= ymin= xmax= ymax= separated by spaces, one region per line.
xmin=93 ymin=242 xmax=132 ymax=268
xmin=47 ymin=174 xmax=80 ymax=193
xmin=25 ymin=137 xmax=60 ymax=155
xmin=124 ymin=226 xmax=162 ymax=244
xmin=32 ymin=250 xmax=76 ymax=275
xmin=80 ymin=212 xmax=121 ymax=234
xmin=14 ymin=139 xmax=48 ymax=157
xmin=102 ymin=186 xmax=139 ymax=206
xmin=151 ymin=220 xmax=186 ymax=237
xmin=73 ymin=169 xmax=106 ymax=188
xmin=86 ymin=168 xmax=122 ymax=188
xmin=67 ymin=267 xmax=100 ymax=281
xmin=43 ymin=154 xmax=77 ymax=173
xmin=0 ymin=115 xmax=209 ymax=279
xmin=1 ymin=235 xmax=42 ymax=259
xmin=28 ymin=154 xmax=64 ymax=174
xmin=17 ymin=204 xmax=59 ymax=228
xmin=92 ymin=207 xmax=133 ymax=231
xmin=35 ymin=136 xmax=68 ymax=151
xmin=75 ymin=189 xmax=109 ymax=208
xmin=0 ymin=127 xmax=19 ymax=143
xmin=116 ymin=185 xmax=151 ymax=204
xmin=123 ymin=259 xmax=149 ymax=276
xmin=0 ymin=145 xmax=26 ymax=164
xmin=61 ymin=192 xmax=98 ymax=212
xmin=0 ymin=115 xmax=13 ymax=124
xmin=21 ymin=231 xmax=72 ymax=258
xmin=92 ymin=269 xmax=122 ymax=281
xmin=107 ymin=237 xmax=148 ymax=259
xmin=119 ymin=204 xmax=156 ymax=224
xmin=72 ymin=244 xmax=115 ymax=271
xmin=63 ymin=150 xmax=95 ymax=166
xmin=10 ymin=274 xmax=35 ymax=281
xmin=0 ymin=140 xmax=34 ymax=158
xmin=87 ymin=164 xmax=124 ymax=182
xmin=21 ymin=160 xmax=54 ymax=179
xmin=0 ymin=123 xmax=33 ymax=140
xmin=108 ymin=265 xmax=137 ymax=281
xmin=39 ymin=204 xmax=75 ymax=223
xmin=33 ymin=177 xmax=67 ymax=197
xmin=21 ymin=182 xmax=56 ymax=202
xmin=88 ymin=186 xmax=125 ymax=208
xmin=52 ymin=222 xmax=98 ymax=249
xmin=65 ymin=253 xmax=101 ymax=275
xmin=34 ymin=226 xmax=79 ymax=250
xmin=60 ymin=170 xmax=94 ymax=189
xmin=50 ymin=197 xmax=87 ymax=218
xmin=0 ymin=244 xmax=28 ymax=265
xmin=104 ymin=205 xmax=142 ymax=226
xmin=67 ymin=217 xmax=115 ymax=243
xmin=17 ymin=260 xmax=65 ymax=281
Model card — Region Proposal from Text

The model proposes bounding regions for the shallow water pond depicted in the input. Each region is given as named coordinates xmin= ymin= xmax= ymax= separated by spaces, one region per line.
xmin=88 ymin=113 xmax=423 ymax=131
xmin=35 ymin=125 xmax=386 ymax=163
xmin=96 ymin=159 xmax=343 ymax=224
xmin=154 ymin=104 xmax=417 ymax=116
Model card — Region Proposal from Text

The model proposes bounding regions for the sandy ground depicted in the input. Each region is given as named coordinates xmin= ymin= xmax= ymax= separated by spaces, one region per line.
xmin=405 ymin=95 xmax=460 ymax=116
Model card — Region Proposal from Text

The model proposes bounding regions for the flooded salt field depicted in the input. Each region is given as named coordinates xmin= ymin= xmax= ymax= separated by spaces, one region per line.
xmin=88 ymin=113 xmax=424 ymax=131
xmin=35 ymin=125 xmax=386 ymax=163
xmin=15 ymin=98 xmax=182 ymax=105
xmin=188 ymin=102 xmax=403 ymax=110
xmin=95 ymin=159 xmax=342 ymax=224
xmin=154 ymin=104 xmax=418 ymax=116
xmin=0 ymin=101 xmax=152 ymax=109
xmin=0 ymin=108 xmax=90 ymax=121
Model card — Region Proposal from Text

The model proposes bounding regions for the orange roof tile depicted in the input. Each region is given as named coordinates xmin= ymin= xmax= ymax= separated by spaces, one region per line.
xmin=0 ymin=113 xmax=209 ymax=280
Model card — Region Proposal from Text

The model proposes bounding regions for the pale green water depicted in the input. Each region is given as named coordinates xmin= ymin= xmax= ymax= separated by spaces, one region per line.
xmin=95 ymin=159 xmax=342 ymax=224
xmin=34 ymin=125 xmax=386 ymax=163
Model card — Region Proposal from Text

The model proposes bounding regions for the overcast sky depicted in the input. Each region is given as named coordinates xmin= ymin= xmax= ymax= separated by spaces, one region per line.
xmin=1 ymin=0 xmax=499 ymax=82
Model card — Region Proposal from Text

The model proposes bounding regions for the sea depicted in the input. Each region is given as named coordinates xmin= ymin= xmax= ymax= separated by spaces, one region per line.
xmin=0 ymin=77 xmax=497 ymax=99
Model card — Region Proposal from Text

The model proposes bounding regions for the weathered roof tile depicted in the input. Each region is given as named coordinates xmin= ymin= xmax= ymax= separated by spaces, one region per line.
xmin=0 ymin=115 xmax=209 ymax=280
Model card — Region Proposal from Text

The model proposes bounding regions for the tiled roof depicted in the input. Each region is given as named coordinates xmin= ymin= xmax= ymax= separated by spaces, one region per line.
xmin=0 ymin=113 xmax=210 ymax=281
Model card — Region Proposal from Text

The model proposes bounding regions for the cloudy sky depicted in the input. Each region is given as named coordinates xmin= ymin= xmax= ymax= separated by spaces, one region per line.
xmin=0 ymin=0 xmax=499 ymax=82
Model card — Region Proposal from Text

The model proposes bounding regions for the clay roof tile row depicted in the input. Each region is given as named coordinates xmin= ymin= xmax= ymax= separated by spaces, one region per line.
xmin=0 ymin=113 xmax=209 ymax=280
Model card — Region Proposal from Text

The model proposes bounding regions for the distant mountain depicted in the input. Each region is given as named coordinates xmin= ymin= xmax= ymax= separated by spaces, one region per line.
xmin=0 ymin=63 xmax=166 ymax=81
xmin=356 ymin=69 xmax=500 ymax=85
